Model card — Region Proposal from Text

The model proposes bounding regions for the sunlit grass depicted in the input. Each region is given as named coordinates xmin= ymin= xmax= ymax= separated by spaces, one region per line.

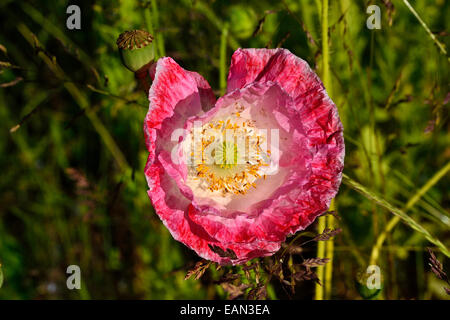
xmin=0 ymin=0 xmax=448 ymax=299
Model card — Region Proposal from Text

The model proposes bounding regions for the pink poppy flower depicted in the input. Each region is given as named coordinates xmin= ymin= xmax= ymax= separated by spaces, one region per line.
xmin=144 ymin=48 xmax=344 ymax=265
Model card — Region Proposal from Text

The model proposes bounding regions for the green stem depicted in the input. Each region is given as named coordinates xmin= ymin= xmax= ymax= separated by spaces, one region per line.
xmin=321 ymin=0 xmax=330 ymax=93
xmin=151 ymin=0 xmax=165 ymax=57
xmin=315 ymin=216 xmax=326 ymax=300
xmin=315 ymin=0 xmax=332 ymax=301
xmin=144 ymin=5 xmax=156 ymax=58
xmin=219 ymin=23 xmax=229 ymax=95
xmin=324 ymin=201 xmax=335 ymax=299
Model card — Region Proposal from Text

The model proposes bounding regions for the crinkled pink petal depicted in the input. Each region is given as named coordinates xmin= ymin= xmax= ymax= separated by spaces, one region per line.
xmin=144 ymin=57 xmax=216 ymax=160
xmin=187 ymin=80 xmax=341 ymax=245
xmin=145 ymin=161 xmax=282 ymax=264
xmin=185 ymin=50 xmax=343 ymax=246
xmin=187 ymin=71 xmax=216 ymax=111
xmin=144 ymin=57 xmax=280 ymax=264
xmin=144 ymin=50 xmax=344 ymax=265
xmin=227 ymin=48 xmax=321 ymax=98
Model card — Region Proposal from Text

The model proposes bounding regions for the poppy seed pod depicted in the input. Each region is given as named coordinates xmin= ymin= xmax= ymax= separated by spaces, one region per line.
xmin=117 ymin=30 xmax=155 ymax=73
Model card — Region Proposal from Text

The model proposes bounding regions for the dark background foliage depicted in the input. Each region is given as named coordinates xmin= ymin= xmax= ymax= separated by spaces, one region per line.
xmin=0 ymin=0 xmax=448 ymax=299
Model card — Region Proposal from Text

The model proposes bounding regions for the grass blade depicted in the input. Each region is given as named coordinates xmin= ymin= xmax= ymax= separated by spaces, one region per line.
xmin=402 ymin=0 xmax=449 ymax=62
xmin=342 ymin=174 xmax=450 ymax=258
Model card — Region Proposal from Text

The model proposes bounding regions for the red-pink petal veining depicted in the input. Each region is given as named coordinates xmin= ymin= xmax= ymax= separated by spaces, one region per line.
xmin=144 ymin=50 xmax=345 ymax=265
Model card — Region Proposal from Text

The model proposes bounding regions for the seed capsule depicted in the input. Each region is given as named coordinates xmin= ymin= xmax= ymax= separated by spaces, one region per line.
xmin=116 ymin=30 xmax=155 ymax=73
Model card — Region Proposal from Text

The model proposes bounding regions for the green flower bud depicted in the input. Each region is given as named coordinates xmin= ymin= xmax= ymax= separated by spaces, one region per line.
xmin=116 ymin=30 xmax=155 ymax=73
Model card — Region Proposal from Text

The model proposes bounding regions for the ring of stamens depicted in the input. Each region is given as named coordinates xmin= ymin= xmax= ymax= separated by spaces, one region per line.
xmin=189 ymin=112 xmax=270 ymax=195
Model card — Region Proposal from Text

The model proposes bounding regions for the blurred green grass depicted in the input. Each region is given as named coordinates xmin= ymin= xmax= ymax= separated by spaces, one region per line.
xmin=0 ymin=0 xmax=449 ymax=299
